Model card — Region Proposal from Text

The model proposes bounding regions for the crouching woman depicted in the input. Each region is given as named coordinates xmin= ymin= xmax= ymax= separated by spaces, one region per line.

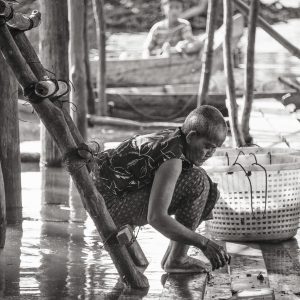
xmin=93 ymin=105 xmax=230 ymax=273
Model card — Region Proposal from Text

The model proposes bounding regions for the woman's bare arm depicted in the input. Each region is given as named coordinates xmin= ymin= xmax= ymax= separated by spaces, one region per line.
xmin=147 ymin=158 xmax=230 ymax=269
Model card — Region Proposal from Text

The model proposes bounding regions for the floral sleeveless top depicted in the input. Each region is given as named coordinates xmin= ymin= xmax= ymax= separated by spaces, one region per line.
xmin=94 ymin=127 xmax=192 ymax=195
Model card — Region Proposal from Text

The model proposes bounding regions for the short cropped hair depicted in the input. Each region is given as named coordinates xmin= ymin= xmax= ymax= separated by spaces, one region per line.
xmin=182 ymin=105 xmax=228 ymax=141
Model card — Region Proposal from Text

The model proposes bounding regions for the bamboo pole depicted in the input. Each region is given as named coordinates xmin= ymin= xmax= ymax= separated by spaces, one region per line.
xmin=0 ymin=53 xmax=22 ymax=224
xmin=84 ymin=0 xmax=96 ymax=115
xmin=241 ymin=0 xmax=259 ymax=145
xmin=0 ymin=17 xmax=148 ymax=289
xmin=68 ymin=0 xmax=88 ymax=140
xmin=197 ymin=0 xmax=219 ymax=106
xmin=39 ymin=0 xmax=69 ymax=166
xmin=12 ymin=32 xmax=85 ymax=147
xmin=223 ymin=0 xmax=245 ymax=147
xmin=0 ymin=162 xmax=5 ymax=248
xmin=233 ymin=0 xmax=300 ymax=60
xmin=92 ymin=0 xmax=108 ymax=116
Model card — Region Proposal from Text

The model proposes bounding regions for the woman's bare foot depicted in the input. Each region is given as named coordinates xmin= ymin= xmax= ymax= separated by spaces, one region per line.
xmin=163 ymin=256 xmax=209 ymax=274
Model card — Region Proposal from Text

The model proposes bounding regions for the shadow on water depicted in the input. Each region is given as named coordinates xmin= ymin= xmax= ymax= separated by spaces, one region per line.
xmin=0 ymin=166 xmax=169 ymax=299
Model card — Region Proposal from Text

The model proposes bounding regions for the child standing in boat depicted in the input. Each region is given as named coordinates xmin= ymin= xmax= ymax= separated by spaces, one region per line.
xmin=143 ymin=0 xmax=196 ymax=57
xmin=93 ymin=106 xmax=231 ymax=273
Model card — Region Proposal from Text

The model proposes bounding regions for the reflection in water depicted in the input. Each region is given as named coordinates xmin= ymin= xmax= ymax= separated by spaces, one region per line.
xmin=0 ymin=225 xmax=22 ymax=297
xmin=0 ymin=167 xmax=168 ymax=298
xmin=38 ymin=167 xmax=70 ymax=298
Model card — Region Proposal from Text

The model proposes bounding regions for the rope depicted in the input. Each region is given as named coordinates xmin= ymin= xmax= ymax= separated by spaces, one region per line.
xmin=249 ymin=153 xmax=268 ymax=217
xmin=233 ymin=162 xmax=255 ymax=218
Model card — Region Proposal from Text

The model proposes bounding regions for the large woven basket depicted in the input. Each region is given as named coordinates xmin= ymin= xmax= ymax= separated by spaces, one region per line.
xmin=203 ymin=151 xmax=300 ymax=242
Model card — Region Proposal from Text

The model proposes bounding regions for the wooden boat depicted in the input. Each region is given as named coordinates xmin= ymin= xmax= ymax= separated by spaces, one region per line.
xmin=90 ymin=14 xmax=245 ymax=87
xmin=106 ymin=84 xmax=297 ymax=121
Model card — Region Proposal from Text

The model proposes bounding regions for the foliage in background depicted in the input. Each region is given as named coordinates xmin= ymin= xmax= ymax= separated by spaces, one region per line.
xmin=16 ymin=0 xmax=300 ymax=32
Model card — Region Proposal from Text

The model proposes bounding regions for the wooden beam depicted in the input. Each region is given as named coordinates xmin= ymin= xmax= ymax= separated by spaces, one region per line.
xmin=226 ymin=242 xmax=274 ymax=300
xmin=68 ymin=0 xmax=88 ymax=140
xmin=233 ymin=0 xmax=300 ymax=60
xmin=261 ymin=240 xmax=300 ymax=299
xmin=12 ymin=32 xmax=85 ymax=147
xmin=39 ymin=0 xmax=69 ymax=166
xmin=197 ymin=0 xmax=219 ymax=106
xmin=0 ymin=0 xmax=41 ymax=31
xmin=0 ymin=19 xmax=148 ymax=289
xmin=88 ymin=115 xmax=181 ymax=130
xmin=0 ymin=162 xmax=5 ymax=248
xmin=241 ymin=0 xmax=259 ymax=144
xmin=84 ymin=0 xmax=96 ymax=115
xmin=92 ymin=0 xmax=107 ymax=116
xmin=0 ymin=52 xmax=22 ymax=224
xmin=223 ymin=0 xmax=245 ymax=147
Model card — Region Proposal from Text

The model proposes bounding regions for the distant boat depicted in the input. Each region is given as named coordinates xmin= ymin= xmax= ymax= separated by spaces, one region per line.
xmin=90 ymin=14 xmax=245 ymax=87
xmin=106 ymin=84 xmax=295 ymax=121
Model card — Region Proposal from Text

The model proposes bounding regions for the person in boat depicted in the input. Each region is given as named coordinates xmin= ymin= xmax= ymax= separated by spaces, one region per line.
xmin=143 ymin=0 xmax=197 ymax=57
xmin=93 ymin=105 xmax=230 ymax=273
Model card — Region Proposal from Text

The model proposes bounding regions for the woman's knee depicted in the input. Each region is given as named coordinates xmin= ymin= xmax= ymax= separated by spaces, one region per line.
xmin=180 ymin=167 xmax=210 ymax=196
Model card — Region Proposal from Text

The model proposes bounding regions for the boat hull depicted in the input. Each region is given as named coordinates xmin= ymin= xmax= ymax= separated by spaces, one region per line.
xmin=90 ymin=14 xmax=245 ymax=87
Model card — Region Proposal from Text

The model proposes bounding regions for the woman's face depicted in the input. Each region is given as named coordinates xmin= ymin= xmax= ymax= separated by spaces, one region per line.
xmin=185 ymin=132 xmax=225 ymax=166
xmin=162 ymin=1 xmax=183 ymax=22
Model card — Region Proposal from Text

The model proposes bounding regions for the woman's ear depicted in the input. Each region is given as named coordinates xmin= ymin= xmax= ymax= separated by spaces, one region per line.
xmin=185 ymin=130 xmax=197 ymax=144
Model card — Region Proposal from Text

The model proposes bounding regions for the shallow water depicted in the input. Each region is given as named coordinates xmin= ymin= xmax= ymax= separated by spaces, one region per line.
xmin=7 ymin=15 xmax=300 ymax=300
xmin=0 ymin=167 xmax=171 ymax=299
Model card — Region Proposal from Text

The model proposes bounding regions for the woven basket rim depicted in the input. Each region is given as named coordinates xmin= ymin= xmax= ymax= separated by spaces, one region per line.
xmin=203 ymin=153 xmax=300 ymax=173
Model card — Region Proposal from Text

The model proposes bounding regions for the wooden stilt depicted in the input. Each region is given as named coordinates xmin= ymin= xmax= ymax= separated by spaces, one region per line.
xmin=0 ymin=6 xmax=149 ymax=289
xmin=197 ymin=0 xmax=219 ymax=106
xmin=92 ymin=0 xmax=108 ymax=116
xmin=0 ymin=162 xmax=6 ymax=248
xmin=84 ymin=0 xmax=96 ymax=116
xmin=241 ymin=0 xmax=259 ymax=145
xmin=68 ymin=0 xmax=88 ymax=140
xmin=223 ymin=0 xmax=245 ymax=147
xmin=0 ymin=52 xmax=22 ymax=224
xmin=39 ymin=0 xmax=69 ymax=166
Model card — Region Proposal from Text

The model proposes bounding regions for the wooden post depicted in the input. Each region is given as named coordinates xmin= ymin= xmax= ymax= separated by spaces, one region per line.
xmin=0 ymin=53 xmax=22 ymax=224
xmin=233 ymin=0 xmax=300 ymax=60
xmin=197 ymin=0 xmax=219 ymax=106
xmin=0 ymin=162 xmax=5 ymax=248
xmin=0 ymin=12 xmax=148 ymax=288
xmin=241 ymin=0 xmax=259 ymax=145
xmin=223 ymin=0 xmax=245 ymax=147
xmin=39 ymin=0 xmax=69 ymax=166
xmin=92 ymin=0 xmax=108 ymax=116
xmin=68 ymin=0 xmax=88 ymax=140
xmin=84 ymin=0 xmax=96 ymax=116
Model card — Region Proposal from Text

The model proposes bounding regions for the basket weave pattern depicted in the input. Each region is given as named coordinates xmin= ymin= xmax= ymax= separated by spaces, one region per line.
xmin=204 ymin=150 xmax=300 ymax=241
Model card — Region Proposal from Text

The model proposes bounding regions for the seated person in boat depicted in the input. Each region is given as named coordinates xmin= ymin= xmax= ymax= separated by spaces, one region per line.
xmin=143 ymin=0 xmax=197 ymax=57
xmin=93 ymin=105 xmax=230 ymax=273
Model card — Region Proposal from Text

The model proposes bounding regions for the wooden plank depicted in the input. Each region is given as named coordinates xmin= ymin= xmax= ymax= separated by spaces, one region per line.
xmin=226 ymin=242 xmax=274 ymax=299
xmin=260 ymin=235 xmax=300 ymax=299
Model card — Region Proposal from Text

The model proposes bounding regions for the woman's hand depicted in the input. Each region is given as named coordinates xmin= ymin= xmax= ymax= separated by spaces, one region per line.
xmin=202 ymin=239 xmax=231 ymax=271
